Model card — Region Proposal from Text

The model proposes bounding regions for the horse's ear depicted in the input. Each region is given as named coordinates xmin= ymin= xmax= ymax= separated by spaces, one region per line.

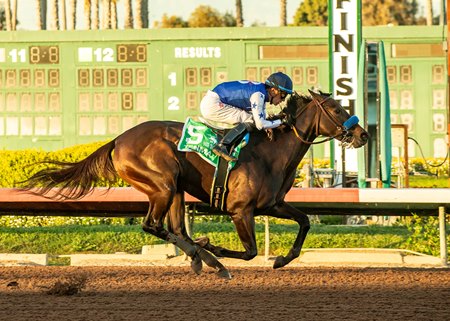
xmin=308 ymin=89 xmax=321 ymax=101
xmin=319 ymin=90 xmax=332 ymax=97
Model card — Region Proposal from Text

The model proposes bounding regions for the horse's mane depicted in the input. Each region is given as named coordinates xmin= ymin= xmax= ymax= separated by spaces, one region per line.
xmin=282 ymin=92 xmax=312 ymax=120
xmin=283 ymin=91 xmax=333 ymax=120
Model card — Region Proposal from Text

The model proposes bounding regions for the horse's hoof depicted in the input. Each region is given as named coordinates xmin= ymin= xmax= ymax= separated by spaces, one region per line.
xmin=194 ymin=236 xmax=210 ymax=248
xmin=190 ymin=255 xmax=203 ymax=275
xmin=217 ymin=268 xmax=232 ymax=280
xmin=273 ymin=256 xmax=286 ymax=269
xmin=195 ymin=247 xmax=221 ymax=269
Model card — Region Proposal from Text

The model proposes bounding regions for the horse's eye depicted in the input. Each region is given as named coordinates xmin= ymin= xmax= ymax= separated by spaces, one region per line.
xmin=335 ymin=109 xmax=341 ymax=114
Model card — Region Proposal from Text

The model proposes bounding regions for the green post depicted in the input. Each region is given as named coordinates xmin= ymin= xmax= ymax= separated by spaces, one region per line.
xmin=378 ymin=41 xmax=392 ymax=188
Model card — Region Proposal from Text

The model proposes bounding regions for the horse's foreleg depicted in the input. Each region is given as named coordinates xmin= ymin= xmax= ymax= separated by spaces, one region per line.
xmin=196 ymin=212 xmax=258 ymax=261
xmin=264 ymin=201 xmax=310 ymax=269
xmin=166 ymin=193 xmax=231 ymax=279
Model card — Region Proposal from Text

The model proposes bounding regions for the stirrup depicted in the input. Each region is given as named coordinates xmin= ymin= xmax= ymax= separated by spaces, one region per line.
xmin=213 ymin=145 xmax=237 ymax=162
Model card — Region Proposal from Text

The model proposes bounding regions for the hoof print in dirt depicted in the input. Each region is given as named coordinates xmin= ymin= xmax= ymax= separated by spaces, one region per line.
xmin=7 ymin=281 xmax=19 ymax=288
xmin=46 ymin=278 xmax=86 ymax=296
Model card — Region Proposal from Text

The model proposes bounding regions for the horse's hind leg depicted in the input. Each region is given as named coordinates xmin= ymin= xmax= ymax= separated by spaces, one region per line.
xmin=167 ymin=193 xmax=231 ymax=279
xmin=166 ymin=192 xmax=202 ymax=274
xmin=112 ymin=138 xmax=209 ymax=274
xmin=126 ymin=180 xmax=200 ymax=269
xmin=140 ymin=192 xmax=197 ymax=258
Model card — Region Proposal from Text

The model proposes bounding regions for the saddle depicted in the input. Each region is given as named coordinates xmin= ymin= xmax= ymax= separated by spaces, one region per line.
xmin=178 ymin=117 xmax=248 ymax=211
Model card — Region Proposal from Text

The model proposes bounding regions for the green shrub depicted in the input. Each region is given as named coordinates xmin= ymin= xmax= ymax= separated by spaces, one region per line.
xmin=407 ymin=176 xmax=449 ymax=188
xmin=407 ymin=157 xmax=448 ymax=177
xmin=0 ymin=225 xmax=159 ymax=254
xmin=0 ymin=223 xmax=427 ymax=256
xmin=402 ymin=214 xmax=442 ymax=256
xmin=0 ymin=141 xmax=124 ymax=188
xmin=317 ymin=215 xmax=344 ymax=225
xmin=0 ymin=216 xmax=133 ymax=228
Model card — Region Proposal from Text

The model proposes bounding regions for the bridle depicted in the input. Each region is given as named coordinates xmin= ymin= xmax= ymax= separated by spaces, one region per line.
xmin=289 ymin=93 xmax=358 ymax=146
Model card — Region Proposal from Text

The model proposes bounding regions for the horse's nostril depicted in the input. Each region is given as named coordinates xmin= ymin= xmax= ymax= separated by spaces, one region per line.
xmin=361 ymin=133 xmax=369 ymax=141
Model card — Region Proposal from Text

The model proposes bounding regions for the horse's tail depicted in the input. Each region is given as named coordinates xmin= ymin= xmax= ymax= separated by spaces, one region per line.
xmin=21 ymin=140 xmax=117 ymax=200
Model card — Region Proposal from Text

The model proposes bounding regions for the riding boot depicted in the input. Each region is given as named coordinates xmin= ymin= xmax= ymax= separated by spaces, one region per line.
xmin=213 ymin=122 xmax=253 ymax=162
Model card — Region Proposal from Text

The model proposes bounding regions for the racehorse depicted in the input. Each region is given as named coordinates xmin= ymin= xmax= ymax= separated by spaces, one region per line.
xmin=22 ymin=90 xmax=368 ymax=279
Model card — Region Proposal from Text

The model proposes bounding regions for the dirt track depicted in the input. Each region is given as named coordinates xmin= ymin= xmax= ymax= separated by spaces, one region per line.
xmin=1 ymin=266 xmax=449 ymax=321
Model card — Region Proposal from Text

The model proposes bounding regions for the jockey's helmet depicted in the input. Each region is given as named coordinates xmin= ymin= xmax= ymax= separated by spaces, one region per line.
xmin=265 ymin=72 xmax=293 ymax=94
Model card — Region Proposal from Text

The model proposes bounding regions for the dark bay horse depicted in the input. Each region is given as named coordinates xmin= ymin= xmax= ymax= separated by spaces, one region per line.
xmin=23 ymin=90 xmax=368 ymax=278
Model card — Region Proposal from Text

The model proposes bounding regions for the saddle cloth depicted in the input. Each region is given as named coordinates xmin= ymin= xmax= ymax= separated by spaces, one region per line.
xmin=177 ymin=117 xmax=248 ymax=170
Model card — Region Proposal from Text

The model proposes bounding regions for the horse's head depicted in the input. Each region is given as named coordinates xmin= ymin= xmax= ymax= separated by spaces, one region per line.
xmin=282 ymin=90 xmax=369 ymax=148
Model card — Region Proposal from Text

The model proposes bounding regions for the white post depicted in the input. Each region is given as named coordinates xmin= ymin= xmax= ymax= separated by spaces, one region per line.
xmin=439 ymin=206 xmax=448 ymax=266
xmin=185 ymin=205 xmax=193 ymax=238
xmin=183 ymin=205 xmax=194 ymax=261
xmin=264 ymin=216 xmax=270 ymax=261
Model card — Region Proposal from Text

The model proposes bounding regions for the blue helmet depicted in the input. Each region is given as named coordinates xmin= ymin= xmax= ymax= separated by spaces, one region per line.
xmin=265 ymin=72 xmax=293 ymax=94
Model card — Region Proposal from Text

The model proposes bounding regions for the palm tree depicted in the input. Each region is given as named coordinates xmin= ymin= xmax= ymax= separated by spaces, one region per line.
xmin=48 ymin=0 xmax=59 ymax=30
xmin=10 ymin=0 xmax=17 ymax=30
xmin=111 ymin=0 xmax=118 ymax=29
xmin=123 ymin=0 xmax=133 ymax=29
xmin=92 ymin=0 xmax=99 ymax=29
xmin=135 ymin=0 xmax=148 ymax=28
xmin=4 ymin=0 xmax=12 ymax=30
xmin=102 ymin=0 xmax=111 ymax=29
xmin=235 ymin=0 xmax=243 ymax=27
xmin=425 ymin=0 xmax=433 ymax=25
xmin=84 ymin=0 xmax=91 ymax=29
xmin=142 ymin=0 xmax=149 ymax=28
xmin=36 ymin=0 xmax=45 ymax=30
xmin=60 ymin=0 xmax=67 ymax=30
xmin=280 ymin=0 xmax=287 ymax=26
xmin=68 ymin=0 xmax=77 ymax=29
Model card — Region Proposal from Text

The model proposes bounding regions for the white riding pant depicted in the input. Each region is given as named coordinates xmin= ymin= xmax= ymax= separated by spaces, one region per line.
xmin=200 ymin=90 xmax=253 ymax=126
xmin=200 ymin=90 xmax=282 ymax=130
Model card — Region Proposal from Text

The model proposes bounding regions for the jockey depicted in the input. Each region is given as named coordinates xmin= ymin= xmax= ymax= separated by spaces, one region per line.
xmin=200 ymin=72 xmax=294 ymax=162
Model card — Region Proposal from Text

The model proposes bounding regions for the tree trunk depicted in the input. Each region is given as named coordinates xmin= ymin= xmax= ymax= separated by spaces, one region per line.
xmin=235 ymin=0 xmax=243 ymax=27
xmin=36 ymin=0 xmax=42 ymax=30
xmin=60 ymin=0 xmax=67 ymax=30
xmin=92 ymin=0 xmax=99 ymax=29
xmin=4 ymin=0 xmax=12 ymax=31
xmin=67 ymin=0 xmax=77 ymax=30
xmin=280 ymin=0 xmax=287 ymax=26
xmin=48 ymin=0 xmax=59 ymax=30
xmin=101 ymin=0 xmax=111 ymax=29
xmin=123 ymin=0 xmax=133 ymax=29
xmin=135 ymin=0 xmax=148 ymax=29
xmin=111 ymin=0 xmax=117 ymax=29
xmin=35 ymin=0 xmax=48 ymax=30
xmin=426 ymin=0 xmax=433 ymax=25
xmin=84 ymin=0 xmax=91 ymax=29
xmin=11 ymin=0 xmax=17 ymax=30
xmin=141 ymin=0 xmax=149 ymax=28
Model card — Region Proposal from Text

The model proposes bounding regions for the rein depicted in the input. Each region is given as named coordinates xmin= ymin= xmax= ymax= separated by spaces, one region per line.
xmin=289 ymin=95 xmax=344 ymax=145
xmin=291 ymin=126 xmax=337 ymax=145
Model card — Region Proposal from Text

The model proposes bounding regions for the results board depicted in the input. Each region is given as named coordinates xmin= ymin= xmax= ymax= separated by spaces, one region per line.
xmin=0 ymin=27 xmax=446 ymax=159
